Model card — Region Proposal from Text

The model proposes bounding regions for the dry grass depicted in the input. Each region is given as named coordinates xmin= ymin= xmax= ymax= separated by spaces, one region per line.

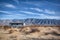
xmin=0 ymin=25 xmax=60 ymax=40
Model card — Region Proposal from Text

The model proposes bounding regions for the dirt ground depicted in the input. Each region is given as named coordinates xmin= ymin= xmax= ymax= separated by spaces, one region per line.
xmin=0 ymin=26 xmax=60 ymax=40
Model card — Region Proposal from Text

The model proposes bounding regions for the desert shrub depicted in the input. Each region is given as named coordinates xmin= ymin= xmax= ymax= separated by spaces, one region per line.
xmin=9 ymin=36 xmax=17 ymax=40
xmin=50 ymin=31 xmax=60 ymax=36
xmin=9 ymin=30 xmax=13 ymax=34
xmin=24 ymin=28 xmax=40 ymax=34
xmin=0 ymin=26 xmax=2 ymax=29
xmin=30 ymin=28 xmax=40 ymax=33
xmin=0 ymin=37 xmax=2 ymax=40
xmin=3 ymin=25 xmax=11 ymax=30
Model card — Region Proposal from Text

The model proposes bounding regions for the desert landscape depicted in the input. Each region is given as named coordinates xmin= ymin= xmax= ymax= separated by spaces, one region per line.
xmin=0 ymin=0 xmax=60 ymax=40
xmin=0 ymin=25 xmax=60 ymax=40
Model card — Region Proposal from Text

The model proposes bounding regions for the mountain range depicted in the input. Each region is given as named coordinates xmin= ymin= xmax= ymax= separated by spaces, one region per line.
xmin=0 ymin=18 xmax=60 ymax=26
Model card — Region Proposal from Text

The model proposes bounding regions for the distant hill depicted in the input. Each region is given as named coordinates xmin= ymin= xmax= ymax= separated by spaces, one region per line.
xmin=0 ymin=18 xmax=60 ymax=26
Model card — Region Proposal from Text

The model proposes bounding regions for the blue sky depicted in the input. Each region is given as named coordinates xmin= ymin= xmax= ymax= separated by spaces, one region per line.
xmin=0 ymin=0 xmax=60 ymax=19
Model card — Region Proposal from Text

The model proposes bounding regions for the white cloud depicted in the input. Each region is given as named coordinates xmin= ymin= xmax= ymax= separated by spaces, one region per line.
xmin=46 ymin=16 xmax=60 ymax=19
xmin=0 ymin=11 xmax=26 ymax=16
xmin=0 ymin=11 xmax=60 ymax=19
xmin=30 ymin=8 xmax=43 ymax=12
xmin=20 ymin=11 xmax=35 ymax=14
xmin=5 ymin=4 xmax=16 ymax=8
xmin=20 ymin=10 xmax=59 ymax=19
xmin=0 ymin=11 xmax=15 ymax=15
xmin=0 ymin=11 xmax=9 ymax=14
xmin=29 ymin=8 xmax=56 ymax=14
xmin=39 ymin=14 xmax=60 ymax=19
xmin=20 ymin=11 xmax=44 ymax=16
xmin=44 ymin=9 xmax=55 ymax=14
xmin=34 ymin=13 xmax=60 ymax=19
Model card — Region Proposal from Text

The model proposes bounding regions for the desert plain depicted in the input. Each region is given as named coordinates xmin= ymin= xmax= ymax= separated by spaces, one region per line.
xmin=0 ymin=25 xmax=60 ymax=40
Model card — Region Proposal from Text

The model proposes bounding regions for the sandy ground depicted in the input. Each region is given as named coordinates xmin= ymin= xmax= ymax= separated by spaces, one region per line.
xmin=0 ymin=26 xmax=60 ymax=40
